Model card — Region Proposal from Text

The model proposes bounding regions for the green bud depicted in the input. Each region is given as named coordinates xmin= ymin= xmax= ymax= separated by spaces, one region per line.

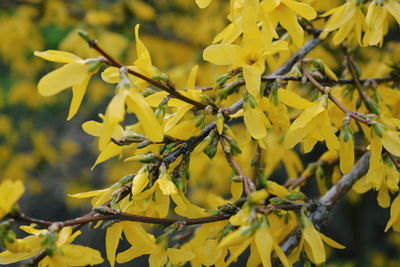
xmin=125 ymin=153 xmax=159 ymax=163
xmin=286 ymin=191 xmax=306 ymax=201
xmin=77 ymin=29 xmax=91 ymax=43
xmin=136 ymin=140 xmax=153 ymax=149
xmin=372 ymin=124 xmax=384 ymax=138
xmin=223 ymin=135 xmax=242 ymax=155
xmin=195 ymin=114 xmax=205 ymax=128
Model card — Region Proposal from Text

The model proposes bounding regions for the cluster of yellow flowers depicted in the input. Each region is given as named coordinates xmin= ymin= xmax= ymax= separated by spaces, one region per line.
xmin=1 ymin=0 xmax=400 ymax=266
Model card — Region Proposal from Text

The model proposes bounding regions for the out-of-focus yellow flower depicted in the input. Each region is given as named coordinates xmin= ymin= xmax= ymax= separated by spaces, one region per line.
xmin=195 ymin=0 xmax=213 ymax=9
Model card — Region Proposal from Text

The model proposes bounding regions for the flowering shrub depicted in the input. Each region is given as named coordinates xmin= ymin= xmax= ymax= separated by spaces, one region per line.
xmin=1 ymin=0 xmax=400 ymax=266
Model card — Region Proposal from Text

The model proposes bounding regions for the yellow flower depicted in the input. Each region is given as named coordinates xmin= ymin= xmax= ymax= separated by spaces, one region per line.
xmin=302 ymin=217 xmax=345 ymax=265
xmin=0 ymin=234 xmax=42 ymax=265
xmin=284 ymin=99 xmax=339 ymax=153
xmin=39 ymin=227 xmax=103 ymax=267
xmin=34 ymin=50 xmax=97 ymax=120
xmin=260 ymin=0 xmax=317 ymax=47
xmin=0 ymin=226 xmax=103 ymax=266
xmin=364 ymin=0 xmax=400 ymax=46
xmin=203 ymin=3 xmax=287 ymax=97
xmin=243 ymin=104 xmax=271 ymax=139
xmin=0 ymin=179 xmax=24 ymax=219
xmin=101 ymin=24 xmax=160 ymax=89
xmin=385 ymin=194 xmax=400 ymax=232
xmin=320 ymin=1 xmax=367 ymax=46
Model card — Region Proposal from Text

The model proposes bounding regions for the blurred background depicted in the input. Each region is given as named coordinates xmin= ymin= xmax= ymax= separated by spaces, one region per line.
xmin=0 ymin=0 xmax=400 ymax=266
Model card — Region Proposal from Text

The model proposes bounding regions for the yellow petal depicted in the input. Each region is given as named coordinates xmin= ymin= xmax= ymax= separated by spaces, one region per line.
xmin=38 ymin=62 xmax=88 ymax=96
xmin=276 ymin=5 xmax=304 ymax=47
xmin=303 ymin=225 xmax=325 ymax=264
xmin=243 ymin=65 xmax=262 ymax=97
xmin=127 ymin=90 xmax=164 ymax=142
xmin=91 ymin=142 xmax=123 ymax=170
xmin=68 ymin=188 xmax=110 ymax=199
xmin=255 ymin=224 xmax=273 ymax=267
xmin=272 ymin=242 xmax=291 ymax=267
xmin=339 ymin=132 xmax=354 ymax=174
xmin=278 ymin=88 xmax=312 ymax=109
xmin=231 ymin=181 xmax=243 ymax=201
xmin=101 ymin=67 xmax=120 ymax=84
xmin=167 ymin=248 xmax=195 ymax=265
xmin=155 ymin=187 xmax=170 ymax=218
xmin=218 ymin=226 xmax=251 ymax=249
xmin=163 ymin=105 xmax=192 ymax=133
xmin=244 ymin=107 xmax=267 ymax=139
xmin=385 ymin=194 xmax=400 ymax=232
xmin=67 ymin=74 xmax=92 ymax=120
xmin=166 ymin=119 xmax=199 ymax=140
xmin=123 ymin=222 xmax=155 ymax=249
xmin=157 ymin=171 xmax=177 ymax=195
xmin=319 ymin=233 xmax=346 ymax=249
xmin=282 ymin=0 xmax=316 ymax=20
xmin=203 ymin=44 xmax=241 ymax=65
xmin=187 ymin=65 xmax=198 ymax=92
xmin=266 ymin=181 xmax=288 ymax=198
xmin=387 ymin=0 xmax=400 ymax=24
xmin=56 ymin=244 xmax=104 ymax=266
xmin=322 ymin=63 xmax=338 ymax=81
xmin=134 ymin=24 xmax=153 ymax=74
xmin=131 ymin=168 xmax=149 ymax=196
xmin=82 ymin=120 xmax=103 ymax=137
xmin=289 ymin=101 xmax=324 ymax=131
xmin=0 ymin=236 xmax=42 ymax=264
xmin=34 ymin=50 xmax=82 ymax=63
xmin=0 ymin=180 xmax=25 ymax=219
xmin=382 ymin=130 xmax=400 ymax=157
xmin=106 ymin=223 xmax=123 ymax=267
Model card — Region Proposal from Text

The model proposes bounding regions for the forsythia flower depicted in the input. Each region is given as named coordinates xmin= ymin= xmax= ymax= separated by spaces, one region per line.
xmin=0 ymin=226 xmax=103 ymax=266
xmin=284 ymin=97 xmax=339 ymax=153
xmin=0 ymin=179 xmax=24 ymax=219
xmin=39 ymin=227 xmax=103 ymax=267
xmin=260 ymin=0 xmax=317 ymax=47
xmin=364 ymin=0 xmax=400 ymax=46
xmin=101 ymin=24 xmax=160 ymax=89
xmin=301 ymin=216 xmax=345 ymax=265
xmin=34 ymin=50 xmax=98 ymax=120
xmin=320 ymin=0 xmax=367 ymax=46
xmin=203 ymin=2 xmax=287 ymax=97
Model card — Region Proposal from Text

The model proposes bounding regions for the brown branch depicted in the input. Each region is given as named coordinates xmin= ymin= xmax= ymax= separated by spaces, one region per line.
xmin=344 ymin=51 xmax=375 ymax=114
xmin=302 ymin=67 xmax=372 ymax=126
xmin=272 ymin=152 xmax=371 ymax=266
xmin=81 ymin=35 xmax=209 ymax=110
xmin=219 ymin=136 xmax=255 ymax=196
xmin=198 ymin=75 xmax=400 ymax=91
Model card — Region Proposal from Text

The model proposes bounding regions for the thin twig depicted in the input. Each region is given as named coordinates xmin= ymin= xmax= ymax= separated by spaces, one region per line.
xmin=219 ymin=136 xmax=255 ymax=196
xmin=83 ymin=38 xmax=208 ymax=110
xmin=302 ymin=67 xmax=372 ymax=125
xmin=344 ymin=51 xmax=374 ymax=113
